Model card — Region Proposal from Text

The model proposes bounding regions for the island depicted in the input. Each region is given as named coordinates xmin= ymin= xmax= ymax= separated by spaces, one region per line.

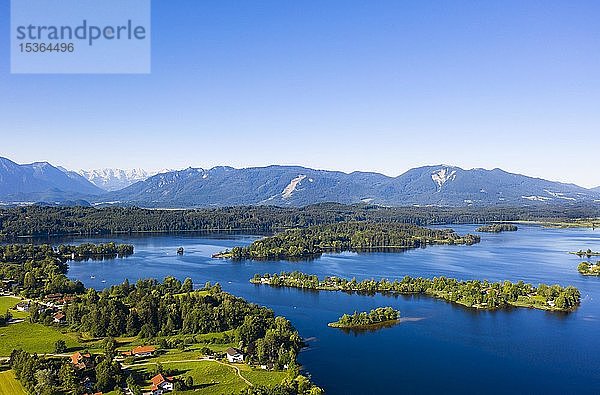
xmin=328 ymin=307 xmax=400 ymax=329
xmin=578 ymin=261 xmax=600 ymax=276
xmin=0 ymin=244 xmax=323 ymax=395
xmin=214 ymin=222 xmax=480 ymax=260
xmin=251 ymin=271 xmax=581 ymax=312
xmin=476 ymin=224 xmax=518 ymax=233
xmin=570 ymin=249 xmax=600 ymax=258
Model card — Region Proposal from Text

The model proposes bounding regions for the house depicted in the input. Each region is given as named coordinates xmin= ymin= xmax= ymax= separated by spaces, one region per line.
xmin=150 ymin=374 xmax=174 ymax=394
xmin=126 ymin=345 xmax=156 ymax=358
xmin=53 ymin=311 xmax=66 ymax=324
xmin=1 ymin=279 xmax=15 ymax=292
xmin=15 ymin=301 xmax=30 ymax=312
xmin=71 ymin=352 xmax=94 ymax=370
xmin=226 ymin=347 xmax=244 ymax=363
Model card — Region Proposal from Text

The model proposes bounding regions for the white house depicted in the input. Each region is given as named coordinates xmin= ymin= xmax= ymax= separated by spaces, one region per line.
xmin=226 ymin=347 xmax=244 ymax=363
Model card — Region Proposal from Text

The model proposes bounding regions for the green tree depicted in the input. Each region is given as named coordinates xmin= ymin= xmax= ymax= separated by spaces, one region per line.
xmin=34 ymin=369 xmax=57 ymax=395
xmin=54 ymin=339 xmax=67 ymax=353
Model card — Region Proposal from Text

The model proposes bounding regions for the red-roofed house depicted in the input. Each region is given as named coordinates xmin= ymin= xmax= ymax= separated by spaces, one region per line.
xmin=70 ymin=351 xmax=94 ymax=370
xmin=130 ymin=345 xmax=156 ymax=357
xmin=150 ymin=373 xmax=174 ymax=394
xmin=53 ymin=311 xmax=66 ymax=324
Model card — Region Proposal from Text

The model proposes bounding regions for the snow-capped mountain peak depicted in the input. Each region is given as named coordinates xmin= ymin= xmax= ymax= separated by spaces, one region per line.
xmin=77 ymin=168 xmax=156 ymax=191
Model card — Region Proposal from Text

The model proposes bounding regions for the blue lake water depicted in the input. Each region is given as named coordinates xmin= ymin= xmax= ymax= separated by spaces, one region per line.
xmin=59 ymin=225 xmax=600 ymax=394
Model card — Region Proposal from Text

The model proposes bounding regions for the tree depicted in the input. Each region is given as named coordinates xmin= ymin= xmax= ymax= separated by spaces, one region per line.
xmin=103 ymin=336 xmax=117 ymax=360
xmin=54 ymin=339 xmax=67 ymax=353
xmin=181 ymin=277 xmax=193 ymax=293
xmin=58 ymin=362 xmax=78 ymax=392
xmin=34 ymin=369 xmax=57 ymax=395
xmin=95 ymin=359 xmax=121 ymax=391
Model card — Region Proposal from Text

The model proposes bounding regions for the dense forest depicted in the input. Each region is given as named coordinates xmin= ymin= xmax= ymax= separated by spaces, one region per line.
xmin=219 ymin=222 xmax=480 ymax=260
xmin=328 ymin=307 xmax=400 ymax=328
xmin=252 ymin=272 xmax=581 ymax=311
xmin=0 ymin=203 xmax=598 ymax=239
xmin=0 ymin=243 xmax=133 ymax=297
xmin=476 ymin=224 xmax=518 ymax=232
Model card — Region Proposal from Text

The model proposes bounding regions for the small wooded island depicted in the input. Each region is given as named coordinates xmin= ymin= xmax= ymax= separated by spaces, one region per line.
xmin=476 ymin=224 xmax=518 ymax=233
xmin=214 ymin=222 xmax=480 ymax=260
xmin=251 ymin=272 xmax=581 ymax=312
xmin=328 ymin=307 xmax=400 ymax=329
xmin=578 ymin=261 xmax=600 ymax=276
xmin=570 ymin=249 xmax=600 ymax=258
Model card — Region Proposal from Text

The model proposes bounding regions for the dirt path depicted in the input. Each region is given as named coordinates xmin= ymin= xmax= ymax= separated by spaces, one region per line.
xmin=214 ymin=360 xmax=253 ymax=386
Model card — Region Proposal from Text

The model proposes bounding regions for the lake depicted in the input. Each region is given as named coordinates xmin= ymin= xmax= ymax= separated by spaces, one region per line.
xmin=60 ymin=225 xmax=600 ymax=394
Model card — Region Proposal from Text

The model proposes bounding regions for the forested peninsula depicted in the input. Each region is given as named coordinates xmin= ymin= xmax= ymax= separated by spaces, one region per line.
xmin=215 ymin=222 xmax=480 ymax=260
xmin=251 ymin=272 xmax=581 ymax=312
xmin=0 ymin=244 xmax=322 ymax=394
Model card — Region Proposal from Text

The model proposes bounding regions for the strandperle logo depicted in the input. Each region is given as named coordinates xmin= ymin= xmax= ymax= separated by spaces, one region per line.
xmin=11 ymin=0 xmax=151 ymax=74
xmin=15 ymin=19 xmax=147 ymax=46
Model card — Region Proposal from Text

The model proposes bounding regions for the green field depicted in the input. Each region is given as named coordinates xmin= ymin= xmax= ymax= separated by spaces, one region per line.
xmin=126 ymin=355 xmax=288 ymax=395
xmin=129 ymin=360 xmax=246 ymax=394
xmin=0 ymin=321 xmax=81 ymax=356
xmin=0 ymin=371 xmax=27 ymax=395
xmin=0 ymin=296 xmax=28 ymax=319
xmin=239 ymin=366 xmax=288 ymax=387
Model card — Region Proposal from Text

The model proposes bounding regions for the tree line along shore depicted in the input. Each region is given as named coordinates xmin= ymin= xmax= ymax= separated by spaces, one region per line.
xmin=1 ymin=204 xmax=598 ymax=240
xmin=251 ymin=272 xmax=581 ymax=312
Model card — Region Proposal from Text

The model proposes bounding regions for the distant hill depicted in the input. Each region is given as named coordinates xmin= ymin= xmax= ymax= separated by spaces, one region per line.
xmin=99 ymin=164 xmax=600 ymax=208
xmin=1 ymin=156 xmax=598 ymax=207
xmin=0 ymin=157 xmax=102 ymax=201
xmin=593 ymin=186 xmax=600 ymax=193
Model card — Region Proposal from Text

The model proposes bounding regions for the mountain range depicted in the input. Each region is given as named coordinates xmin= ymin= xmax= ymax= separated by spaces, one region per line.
xmin=0 ymin=157 xmax=103 ymax=202
xmin=77 ymin=168 xmax=161 ymax=191
xmin=0 ymin=156 xmax=598 ymax=207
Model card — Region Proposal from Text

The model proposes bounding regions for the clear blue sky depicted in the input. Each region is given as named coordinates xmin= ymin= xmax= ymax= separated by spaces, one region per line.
xmin=1 ymin=0 xmax=599 ymax=187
